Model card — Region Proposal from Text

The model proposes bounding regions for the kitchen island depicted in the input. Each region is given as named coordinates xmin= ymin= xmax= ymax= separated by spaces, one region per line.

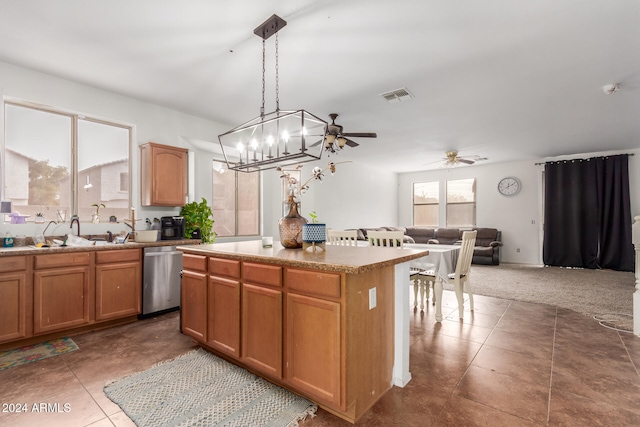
xmin=178 ymin=240 xmax=428 ymax=423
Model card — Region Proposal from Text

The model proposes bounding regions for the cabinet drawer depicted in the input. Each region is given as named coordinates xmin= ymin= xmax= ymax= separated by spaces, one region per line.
xmin=210 ymin=257 xmax=240 ymax=279
xmin=243 ymin=262 xmax=282 ymax=287
xmin=95 ymin=248 xmax=141 ymax=264
xmin=286 ymin=268 xmax=341 ymax=299
xmin=0 ymin=255 xmax=27 ymax=273
xmin=183 ymin=254 xmax=207 ymax=272
xmin=35 ymin=252 xmax=91 ymax=269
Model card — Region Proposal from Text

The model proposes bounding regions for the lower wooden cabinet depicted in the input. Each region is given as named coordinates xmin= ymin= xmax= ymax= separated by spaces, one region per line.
xmin=241 ymin=283 xmax=282 ymax=379
xmin=181 ymin=269 xmax=208 ymax=341
xmin=0 ymin=255 xmax=30 ymax=343
xmin=33 ymin=266 xmax=90 ymax=335
xmin=208 ymin=276 xmax=240 ymax=357
xmin=95 ymin=249 xmax=141 ymax=321
xmin=285 ymin=292 xmax=341 ymax=408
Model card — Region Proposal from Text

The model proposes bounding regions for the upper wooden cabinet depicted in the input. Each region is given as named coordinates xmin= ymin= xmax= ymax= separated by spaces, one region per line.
xmin=140 ymin=142 xmax=188 ymax=206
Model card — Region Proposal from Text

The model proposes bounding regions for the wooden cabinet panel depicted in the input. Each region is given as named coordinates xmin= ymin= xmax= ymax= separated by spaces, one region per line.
xmin=35 ymin=252 xmax=90 ymax=270
xmin=0 ymin=272 xmax=28 ymax=343
xmin=95 ymin=248 xmax=140 ymax=264
xmin=141 ymin=142 xmax=188 ymax=206
xmin=0 ymin=256 xmax=27 ymax=273
xmin=241 ymin=283 xmax=282 ymax=379
xmin=183 ymin=254 xmax=207 ymax=272
xmin=33 ymin=266 xmax=90 ymax=335
xmin=286 ymin=293 xmax=341 ymax=409
xmin=95 ymin=261 xmax=141 ymax=321
xmin=208 ymin=276 xmax=240 ymax=357
xmin=243 ymin=262 xmax=282 ymax=287
xmin=181 ymin=270 xmax=207 ymax=341
xmin=209 ymin=257 xmax=240 ymax=279
xmin=286 ymin=268 xmax=341 ymax=299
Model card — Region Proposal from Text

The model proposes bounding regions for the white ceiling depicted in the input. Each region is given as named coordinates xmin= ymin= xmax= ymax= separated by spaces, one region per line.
xmin=0 ymin=0 xmax=638 ymax=173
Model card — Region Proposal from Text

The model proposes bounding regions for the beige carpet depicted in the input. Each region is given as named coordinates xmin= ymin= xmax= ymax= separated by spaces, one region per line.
xmin=450 ymin=263 xmax=635 ymax=331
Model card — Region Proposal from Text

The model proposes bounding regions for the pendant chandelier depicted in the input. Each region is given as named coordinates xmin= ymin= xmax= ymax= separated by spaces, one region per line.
xmin=218 ymin=14 xmax=328 ymax=173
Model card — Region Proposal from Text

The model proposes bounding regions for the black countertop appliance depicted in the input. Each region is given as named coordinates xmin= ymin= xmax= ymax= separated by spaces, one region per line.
xmin=160 ymin=216 xmax=185 ymax=240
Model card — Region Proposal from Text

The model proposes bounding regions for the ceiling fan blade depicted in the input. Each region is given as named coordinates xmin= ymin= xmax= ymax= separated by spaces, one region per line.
xmin=341 ymin=132 xmax=377 ymax=138
xmin=308 ymin=139 xmax=323 ymax=148
xmin=458 ymin=159 xmax=475 ymax=165
xmin=344 ymin=138 xmax=359 ymax=147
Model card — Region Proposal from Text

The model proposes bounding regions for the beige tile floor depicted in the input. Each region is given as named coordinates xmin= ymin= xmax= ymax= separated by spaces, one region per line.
xmin=1 ymin=289 xmax=639 ymax=427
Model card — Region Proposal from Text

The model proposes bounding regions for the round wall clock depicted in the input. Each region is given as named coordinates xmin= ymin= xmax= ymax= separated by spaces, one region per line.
xmin=498 ymin=176 xmax=521 ymax=196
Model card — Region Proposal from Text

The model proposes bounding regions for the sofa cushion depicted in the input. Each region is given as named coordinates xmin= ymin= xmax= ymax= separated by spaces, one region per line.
xmin=473 ymin=246 xmax=494 ymax=257
xmin=473 ymin=228 xmax=501 ymax=247
xmin=434 ymin=228 xmax=462 ymax=245
xmin=404 ymin=227 xmax=436 ymax=244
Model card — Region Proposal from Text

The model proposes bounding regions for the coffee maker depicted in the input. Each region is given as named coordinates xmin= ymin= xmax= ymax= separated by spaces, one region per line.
xmin=160 ymin=216 xmax=185 ymax=240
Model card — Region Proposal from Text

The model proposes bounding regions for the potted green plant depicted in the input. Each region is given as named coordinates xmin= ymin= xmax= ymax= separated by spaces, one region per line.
xmin=91 ymin=203 xmax=105 ymax=223
xmin=35 ymin=212 xmax=45 ymax=224
xmin=302 ymin=210 xmax=326 ymax=244
xmin=180 ymin=198 xmax=216 ymax=243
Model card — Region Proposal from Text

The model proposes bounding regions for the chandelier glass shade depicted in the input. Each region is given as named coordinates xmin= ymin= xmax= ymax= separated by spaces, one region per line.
xmin=218 ymin=14 xmax=327 ymax=173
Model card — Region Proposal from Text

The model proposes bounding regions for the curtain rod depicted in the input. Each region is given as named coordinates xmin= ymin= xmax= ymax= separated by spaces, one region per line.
xmin=534 ymin=153 xmax=635 ymax=166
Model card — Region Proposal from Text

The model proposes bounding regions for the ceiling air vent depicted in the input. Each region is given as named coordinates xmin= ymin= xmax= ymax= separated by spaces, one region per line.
xmin=380 ymin=87 xmax=414 ymax=104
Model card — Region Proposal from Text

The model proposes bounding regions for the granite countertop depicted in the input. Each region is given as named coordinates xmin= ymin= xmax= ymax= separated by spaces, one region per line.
xmin=178 ymin=240 xmax=429 ymax=274
xmin=0 ymin=239 xmax=200 ymax=256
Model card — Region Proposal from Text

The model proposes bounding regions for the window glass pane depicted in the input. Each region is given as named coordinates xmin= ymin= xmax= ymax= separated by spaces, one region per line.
xmin=446 ymin=203 xmax=476 ymax=227
xmin=5 ymin=104 xmax=72 ymax=221
xmin=413 ymin=205 xmax=438 ymax=227
xmin=212 ymin=162 xmax=236 ymax=237
xmin=446 ymin=178 xmax=475 ymax=203
xmin=237 ymin=171 xmax=259 ymax=235
xmin=78 ymin=119 xmax=130 ymax=222
xmin=413 ymin=181 xmax=438 ymax=204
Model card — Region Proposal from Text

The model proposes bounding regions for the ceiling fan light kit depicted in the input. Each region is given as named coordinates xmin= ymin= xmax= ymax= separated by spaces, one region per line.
xmin=311 ymin=113 xmax=377 ymax=153
xmin=218 ymin=14 xmax=327 ymax=173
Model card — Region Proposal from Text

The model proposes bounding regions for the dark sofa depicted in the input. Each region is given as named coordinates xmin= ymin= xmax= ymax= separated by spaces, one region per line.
xmin=353 ymin=226 xmax=502 ymax=265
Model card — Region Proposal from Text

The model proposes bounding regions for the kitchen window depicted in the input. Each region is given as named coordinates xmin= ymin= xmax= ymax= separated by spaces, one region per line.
xmin=212 ymin=161 xmax=260 ymax=237
xmin=3 ymin=101 xmax=131 ymax=223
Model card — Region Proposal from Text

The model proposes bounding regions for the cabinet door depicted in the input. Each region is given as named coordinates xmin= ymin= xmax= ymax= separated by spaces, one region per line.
xmin=241 ymin=283 xmax=282 ymax=379
xmin=141 ymin=142 xmax=187 ymax=206
xmin=0 ymin=272 xmax=28 ymax=343
xmin=208 ymin=276 xmax=240 ymax=357
xmin=181 ymin=270 xmax=207 ymax=341
xmin=286 ymin=293 xmax=341 ymax=409
xmin=95 ymin=262 xmax=142 ymax=321
xmin=33 ymin=267 xmax=90 ymax=335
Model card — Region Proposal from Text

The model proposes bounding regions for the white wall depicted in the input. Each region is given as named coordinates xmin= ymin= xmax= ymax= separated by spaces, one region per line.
xmin=399 ymin=149 xmax=640 ymax=265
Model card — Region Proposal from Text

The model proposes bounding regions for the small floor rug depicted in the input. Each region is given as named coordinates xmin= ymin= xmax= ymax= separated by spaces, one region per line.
xmin=0 ymin=337 xmax=79 ymax=370
xmin=104 ymin=348 xmax=317 ymax=427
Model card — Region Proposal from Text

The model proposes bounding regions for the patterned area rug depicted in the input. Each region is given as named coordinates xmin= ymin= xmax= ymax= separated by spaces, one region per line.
xmin=104 ymin=348 xmax=317 ymax=427
xmin=0 ymin=337 xmax=79 ymax=370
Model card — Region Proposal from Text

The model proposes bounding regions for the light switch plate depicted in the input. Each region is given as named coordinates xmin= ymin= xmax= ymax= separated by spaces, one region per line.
xmin=369 ymin=287 xmax=377 ymax=310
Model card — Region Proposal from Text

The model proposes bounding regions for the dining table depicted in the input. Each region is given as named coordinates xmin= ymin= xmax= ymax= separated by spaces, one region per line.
xmin=405 ymin=243 xmax=461 ymax=321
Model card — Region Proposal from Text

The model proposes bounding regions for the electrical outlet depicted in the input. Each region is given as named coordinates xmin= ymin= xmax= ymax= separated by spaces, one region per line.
xmin=369 ymin=287 xmax=377 ymax=310
xmin=517 ymin=248 xmax=521 ymax=253
xmin=531 ymin=220 xmax=535 ymax=224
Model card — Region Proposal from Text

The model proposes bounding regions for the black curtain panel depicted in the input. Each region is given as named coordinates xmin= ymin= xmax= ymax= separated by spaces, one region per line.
xmin=543 ymin=154 xmax=634 ymax=271
xmin=595 ymin=155 xmax=634 ymax=271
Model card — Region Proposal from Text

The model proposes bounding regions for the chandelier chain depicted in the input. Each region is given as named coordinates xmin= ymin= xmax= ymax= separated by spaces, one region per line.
xmin=275 ymin=27 xmax=280 ymax=112
xmin=261 ymin=38 xmax=266 ymax=117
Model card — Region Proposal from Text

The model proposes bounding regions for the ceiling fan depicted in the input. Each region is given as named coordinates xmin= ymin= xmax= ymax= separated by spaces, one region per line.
xmin=439 ymin=150 xmax=488 ymax=167
xmin=310 ymin=113 xmax=377 ymax=152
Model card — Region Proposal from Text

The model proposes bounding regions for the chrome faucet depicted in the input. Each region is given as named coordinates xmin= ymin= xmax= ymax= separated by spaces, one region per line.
xmin=70 ymin=216 xmax=80 ymax=236
xmin=43 ymin=220 xmax=57 ymax=236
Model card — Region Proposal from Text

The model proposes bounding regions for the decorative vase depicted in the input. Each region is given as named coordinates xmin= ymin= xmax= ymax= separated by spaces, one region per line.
xmin=279 ymin=195 xmax=307 ymax=249
xmin=302 ymin=223 xmax=326 ymax=243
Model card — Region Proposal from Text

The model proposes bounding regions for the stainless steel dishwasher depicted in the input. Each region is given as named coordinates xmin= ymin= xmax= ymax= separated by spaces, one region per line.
xmin=141 ymin=246 xmax=183 ymax=316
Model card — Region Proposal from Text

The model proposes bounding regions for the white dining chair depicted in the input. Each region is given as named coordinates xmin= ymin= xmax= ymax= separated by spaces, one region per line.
xmin=410 ymin=267 xmax=436 ymax=311
xmin=327 ymin=229 xmax=358 ymax=246
xmin=449 ymin=230 xmax=477 ymax=319
xmin=367 ymin=230 xmax=404 ymax=248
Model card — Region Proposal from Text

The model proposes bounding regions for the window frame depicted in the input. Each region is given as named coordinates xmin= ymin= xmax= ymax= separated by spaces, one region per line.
xmin=445 ymin=178 xmax=476 ymax=227
xmin=412 ymin=181 xmax=439 ymax=227
xmin=2 ymin=99 xmax=133 ymax=220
